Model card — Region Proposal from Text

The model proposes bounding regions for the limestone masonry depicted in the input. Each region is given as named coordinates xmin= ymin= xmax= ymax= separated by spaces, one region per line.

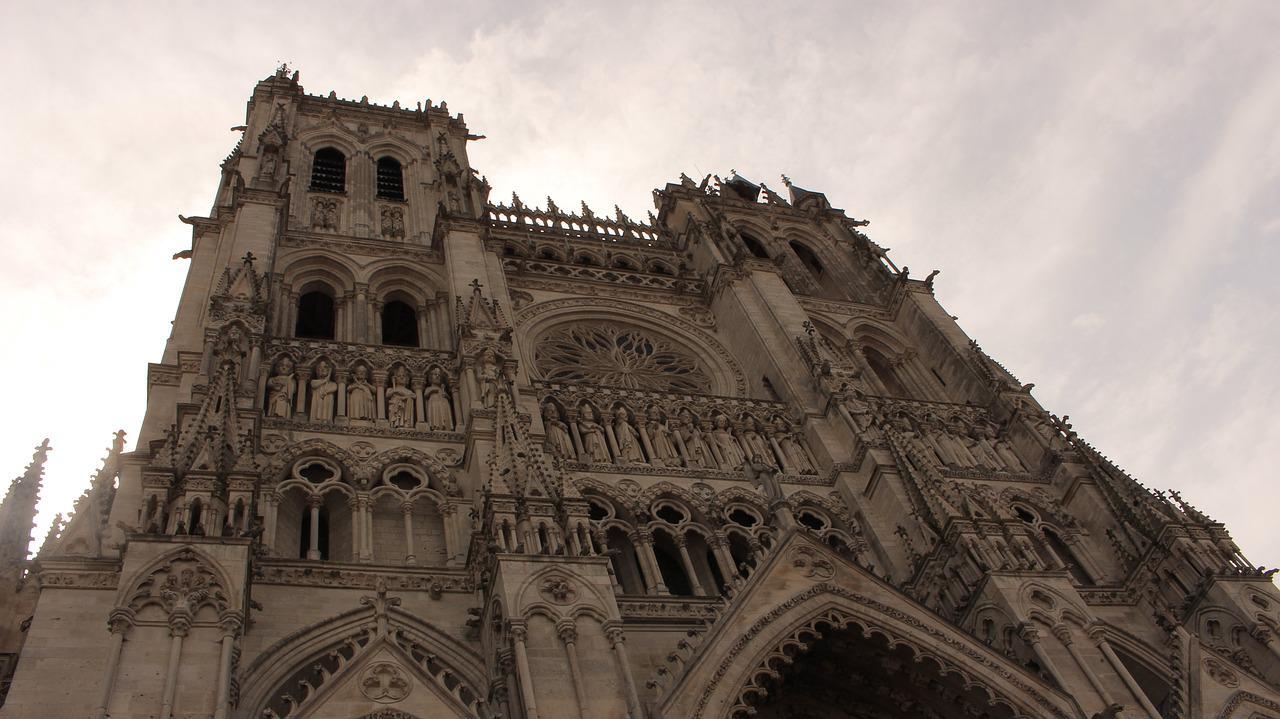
xmin=1 ymin=66 xmax=1277 ymax=718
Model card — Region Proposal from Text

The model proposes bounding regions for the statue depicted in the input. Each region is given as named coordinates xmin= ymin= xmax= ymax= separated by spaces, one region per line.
xmin=710 ymin=414 xmax=747 ymax=469
xmin=966 ymin=422 xmax=1004 ymax=469
xmin=612 ymin=407 xmax=646 ymax=464
xmin=993 ymin=433 xmax=1027 ymax=471
xmin=265 ymin=357 xmax=295 ymax=418
xmin=645 ymin=406 xmax=680 ymax=465
xmin=943 ymin=416 xmax=979 ymax=467
xmin=774 ymin=418 xmax=816 ymax=474
xmin=577 ymin=404 xmax=611 ymax=463
xmin=347 ymin=364 xmax=375 ymax=420
xmin=739 ymin=417 xmax=774 ymax=467
xmin=843 ymin=389 xmax=875 ymax=430
xmin=424 ymin=367 xmax=454 ymax=430
xmin=542 ymin=403 xmax=575 ymax=459
xmin=386 ymin=367 xmax=415 ymax=428
xmin=675 ymin=409 xmax=714 ymax=468
xmin=308 ymin=360 xmax=337 ymax=422
xmin=477 ymin=348 xmax=503 ymax=408
xmin=744 ymin=455 xmax=783 ymax=502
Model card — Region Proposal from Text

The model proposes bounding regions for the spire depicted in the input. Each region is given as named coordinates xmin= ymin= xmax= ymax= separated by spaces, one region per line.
xmin=0 ymin=439 xmax=50 ymax=571
xmin=47 ymin=431 xmax=125 ymax=558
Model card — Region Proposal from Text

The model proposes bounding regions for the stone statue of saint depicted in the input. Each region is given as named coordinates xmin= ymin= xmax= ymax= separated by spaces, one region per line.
xmin=710 ymin=414 xmax=747 ymax=469
xmin=577 ymin=404 xmax=611 ymax=463
xmin=308 ymin=360 xmax=337 ymax=422
xmin=744 ymin=455 xmax=783 ymax=502
xmin=740 ymin=417 xmax=774 ymax=467
xmin=387 ymin=367 xmax=415 ymax=428
xmin=477 ymin=349 xmax=502 ymax=408
xmin=966 ymin=422 xmax=1004 ymax=468
xmin=542 ymin=403 xmax=575 ymax=459
xmin=675 ymin=409 xmax=714 ymax=469
xmin=266 ymin=357 xmax=295 ymax=418
xmin=347 ymin=364 xmax=375 ymax=420
xmin=424 ymin=367 xmax=454 ymax=430
xmin=612 ymin=407 xmax=646 ymax=464
xmin=645 ymin=406 xmax=679 ymax=465
xmin=774 ymin=418 xmax=816 ymax=474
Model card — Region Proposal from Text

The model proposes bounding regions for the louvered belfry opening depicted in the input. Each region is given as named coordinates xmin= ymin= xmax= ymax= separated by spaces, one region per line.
xmin=376 ymin=156 xmax=405 ymax=200
xmin=309 ymin=147 xmax=346 ymax=193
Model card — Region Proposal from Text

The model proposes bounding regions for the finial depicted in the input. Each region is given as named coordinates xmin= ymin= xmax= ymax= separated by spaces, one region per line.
xmin=781 ymin=174 xmax=793 ymax=187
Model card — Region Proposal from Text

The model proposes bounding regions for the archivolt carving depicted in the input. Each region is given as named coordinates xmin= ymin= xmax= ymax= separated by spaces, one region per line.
xmin=1216 ymin=690 xmax=1280 ymax=718
xmin=685 ymin=583 xmax=1071 ymax=719
xmin=515 ymin=298 xmax=746 ymax=395
xmin=118 ymin=546 xmax=235 ymax=621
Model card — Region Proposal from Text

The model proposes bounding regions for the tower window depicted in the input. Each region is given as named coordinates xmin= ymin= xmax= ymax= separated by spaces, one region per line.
xmin=791 ymin=241 xmax=825 ymax=278
xmin=376 ymin=156 xmax=405 ymax=201
xmin=310 ymin=148 xmax=346 ymax=193
xmin=741 ymin=231 xmax=770 ymax=259
xmin=381 ymin=300 xmax=419 ymax=347
xmin=295 ymin=291 xmax=336 ymax=339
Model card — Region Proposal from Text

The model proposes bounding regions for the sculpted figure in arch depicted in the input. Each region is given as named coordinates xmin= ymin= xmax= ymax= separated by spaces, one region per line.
xmin=711 ymin=414 xmax=747 ymax=469
xmin=308 ymin=360 xmax=337 ymax=422
xmin=424 ymin=367 xmax=454 ymax=430
xmin=612 ymin=406 xmax=646 ymax=464
xmin=477 ymin=348 xmax=503 ymax=408
xmin=744 ymin=454 xmax=783 ymax=502
xmin=387 ymin=366 xmax=415 ymax=428
xmin=966 ymin=421 xmax=1004 ymax=469
xmin=740 ymin=417 xmax=775 ymax=467
xmin=675 ymin=408 xmax=714 ymax=468
xmin=542 ymin=403 xmax=575 ymax=459
xmin=347 ymin=364 xmax=375 ymax=420
xmin=775 ymin=418 xmax=816 ymax=474
xmin=577 ymin=403 xmax=611 ymax=463
xmin=645 ymin=406 xmax=680 ymax=466
xmin=266 ymin=357 xmax=296 ymax=418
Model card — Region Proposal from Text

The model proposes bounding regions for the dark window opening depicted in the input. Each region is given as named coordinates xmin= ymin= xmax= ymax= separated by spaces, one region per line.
xmin=388 ymin=470 xmax=420 ymax=491
xmin=310 ymin=147 xmax=346 ymax=193
xmin=296 ymin=291 xmax=336 ymax=339
xmin=1043 ymin=528 xmax=1093 ymax=585
xmin=864 ymin=347 xmax=910 ymax=398
xmin=798 ymin=512 xmax=826 ymax=531
xmin=587 ymin=500 xmax=610 ymax=522
xmin=376 ymin=156 xmax=405 ymax=200
xmin=655 ymin=506 xmax=685 ymax=524
xmin=381 ymin=300 xmax=419 ymax=347
xmin=741 ymin=232 xmax=769 ymax=259
xmin=790 ymin=241 xmax=825 ymax=278
xmin=729 ymin=509 xmax=758 ymax=527
xmin=654 ymin=541 xmax=694 ymax=596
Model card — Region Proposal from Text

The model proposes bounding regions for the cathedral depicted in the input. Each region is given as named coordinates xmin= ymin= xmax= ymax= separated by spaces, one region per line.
xmin=0 ymin=65 xmax=1277 ymax=719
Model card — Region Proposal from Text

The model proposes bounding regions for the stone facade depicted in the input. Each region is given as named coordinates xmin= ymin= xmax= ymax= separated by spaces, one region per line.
xmin=0 ymin=65 xmax=1277 ymax=718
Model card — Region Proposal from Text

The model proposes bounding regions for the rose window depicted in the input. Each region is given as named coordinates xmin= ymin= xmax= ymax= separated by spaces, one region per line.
xmin=533 ymin=323 xmax=711 ymax=392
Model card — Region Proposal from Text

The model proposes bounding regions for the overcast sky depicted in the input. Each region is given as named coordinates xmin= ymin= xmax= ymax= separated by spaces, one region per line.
xmin=2 ymin=2 xmax=1277 ymax=567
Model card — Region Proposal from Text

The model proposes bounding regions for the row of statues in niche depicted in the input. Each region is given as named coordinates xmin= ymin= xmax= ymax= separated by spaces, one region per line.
xmin=542 ymin=402 xmax=818 ymax=475
xmin=844 ymin=392 xmax=1026 ymax=472
xmin=265 ymin=357 xmax=456 ymax=431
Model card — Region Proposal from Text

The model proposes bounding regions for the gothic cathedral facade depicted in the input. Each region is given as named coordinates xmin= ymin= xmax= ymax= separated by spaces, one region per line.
xmin=1 ymin=67 xmax=1278 ymax=719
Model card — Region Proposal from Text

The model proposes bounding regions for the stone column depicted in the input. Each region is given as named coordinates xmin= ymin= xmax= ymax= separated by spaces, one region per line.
xmin=509 ymin=622 xmax=540 ymax=719
xmin=605 ymin=621 xmax=644 ymax=719
xmin=402 ymin=501 xmax=417 ymax=566
xmin=709 ymin=534 xmax=738 ymax=586
xmin=631 ymin=528 xmax=668 ymax=595
xmin=676 ymin=535 xmax=707 ymax=596
xmin=1088 ymin=625 xmax=1162 ymax=719
xmin=1052 ymin=624 xmax=1114 ymax=709
xmin=496 ymin=650 xmax=516 ymax=719
xmin=557 ymin=619 xmax=590 ymax=718
xmin=348 ymin=496 xmax=363 ymax=563
xmin=307 ymin=495 xmax=322 ymax=560
xmin=159 ymin=614 xmax=190 ymax=719
xmin=294 ymin=367 xmax=311 ymax=417
xmin=1019 ymin=625 xmax=1069 ymax=697
xmin=212 ymin=613 xmax=242 ymax=719
xmin=94 ymin=610 xmax=133 ymax=719
xmin=262 ymin=491 xmax=279 ymax=554
xmin=416 ymin=303 xmax=429 ymax=348
xmin=362 ymin=495 xmax=375 ymax=563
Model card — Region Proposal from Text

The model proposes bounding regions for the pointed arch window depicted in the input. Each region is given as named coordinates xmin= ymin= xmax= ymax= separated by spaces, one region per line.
xmin=791 ymin=241 xmax=825 ymax=279
xmin=740 ymin=231 xmax=770 ymax=259
xmin=296 ymin=291 xmax=336 ymax=340
xmin=376 ymin=156 xmax=405 ymax=201
xmin=863 ymin=346 xmax=910 ymax=398
xmin=381 ymin=300 xmax=419 ymax=347
xmin=309 ymin=147 xmax=346 ymax=193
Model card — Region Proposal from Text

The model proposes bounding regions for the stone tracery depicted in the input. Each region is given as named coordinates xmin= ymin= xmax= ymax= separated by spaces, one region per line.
xmin=533 ymin=322 xmax=713 ymax=393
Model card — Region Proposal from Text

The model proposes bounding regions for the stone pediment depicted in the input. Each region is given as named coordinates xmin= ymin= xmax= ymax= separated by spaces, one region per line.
xmin=655 ymin=530 xmax=1077 ymax=719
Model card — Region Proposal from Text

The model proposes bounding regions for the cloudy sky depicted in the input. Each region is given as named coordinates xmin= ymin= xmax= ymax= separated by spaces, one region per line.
xmin=2 ymin=2 xmax=1277 ymax=567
